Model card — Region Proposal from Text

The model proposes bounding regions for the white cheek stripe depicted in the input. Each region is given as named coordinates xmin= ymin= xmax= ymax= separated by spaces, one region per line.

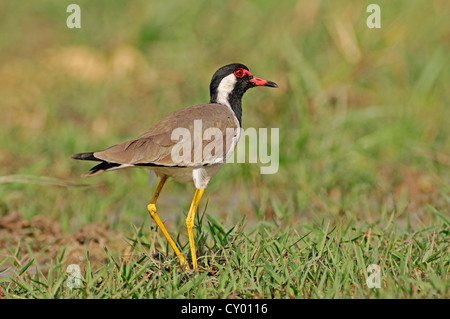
xmin=216 ymin=73 xmax=236 ymax=109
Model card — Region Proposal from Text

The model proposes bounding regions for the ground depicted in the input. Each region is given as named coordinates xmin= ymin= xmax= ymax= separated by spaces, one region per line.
xmin=0 ymin=0 xmax=449 ymax=298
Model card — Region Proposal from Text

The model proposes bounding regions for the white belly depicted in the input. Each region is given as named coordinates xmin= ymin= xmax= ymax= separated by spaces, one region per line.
xmin=151 ymin=164 xmax=224 ymax=189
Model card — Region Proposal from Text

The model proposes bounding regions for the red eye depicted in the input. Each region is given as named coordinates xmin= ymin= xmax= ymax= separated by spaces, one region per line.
xmin=234 ymin=68 xmax=245 ymax=78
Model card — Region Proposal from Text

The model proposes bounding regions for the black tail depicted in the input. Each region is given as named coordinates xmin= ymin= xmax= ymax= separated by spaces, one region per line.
xmin=85 ymin=161 xmax=122 ymax=176
xmin=71 ymin=152 xmax=100 ymax=161
xmin=72 ymin=152 xmax=121 ymax=176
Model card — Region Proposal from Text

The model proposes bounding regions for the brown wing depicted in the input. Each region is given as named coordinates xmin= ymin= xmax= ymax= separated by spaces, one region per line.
xmin=93 ymin=103 xmax=239 ymax=167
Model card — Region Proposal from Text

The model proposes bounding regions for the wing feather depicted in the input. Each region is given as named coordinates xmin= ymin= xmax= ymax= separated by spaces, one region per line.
xmin=93 ymin=103 xmax=239 ymax=167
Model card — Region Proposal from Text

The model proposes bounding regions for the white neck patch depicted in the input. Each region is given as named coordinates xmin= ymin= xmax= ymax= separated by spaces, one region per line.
xmin=216 ymin=73 xmax=236 ymax=109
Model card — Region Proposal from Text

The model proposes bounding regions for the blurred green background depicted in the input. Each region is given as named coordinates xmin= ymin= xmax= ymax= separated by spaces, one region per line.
xmin=0 ymin=0 xmax=448 ymax=236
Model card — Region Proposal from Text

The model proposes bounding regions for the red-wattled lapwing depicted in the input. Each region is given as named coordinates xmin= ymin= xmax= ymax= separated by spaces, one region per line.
xmin=72 ymin=63 xmax=277 ymax=270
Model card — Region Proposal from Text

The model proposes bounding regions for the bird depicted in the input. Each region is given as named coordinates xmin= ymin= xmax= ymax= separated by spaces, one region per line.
xmin=72 ymin=63 xmax=278 ymax=270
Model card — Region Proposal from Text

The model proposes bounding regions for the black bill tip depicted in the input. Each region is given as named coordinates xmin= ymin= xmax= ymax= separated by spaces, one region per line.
xmin=265 ymin=81 xmax=278 ymax=88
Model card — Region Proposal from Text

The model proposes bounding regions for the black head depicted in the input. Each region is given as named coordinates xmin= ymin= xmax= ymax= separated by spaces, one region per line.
xmin=209 ymin=63 xmax=277 ymax=124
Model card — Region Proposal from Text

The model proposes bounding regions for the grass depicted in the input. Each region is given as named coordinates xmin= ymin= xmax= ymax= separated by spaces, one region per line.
xmin=0 ymin=0 xmax=449 ymax=299
xmin=2 ymin=209 xmax=449 ymax=298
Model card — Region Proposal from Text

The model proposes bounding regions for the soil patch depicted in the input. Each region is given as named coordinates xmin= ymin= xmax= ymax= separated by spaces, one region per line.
xmin=0 ymin=210 xmax=128 ymax=277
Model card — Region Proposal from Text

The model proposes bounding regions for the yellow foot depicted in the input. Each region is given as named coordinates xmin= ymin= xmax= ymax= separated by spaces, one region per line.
xmin=179 ymin=255 xmax=190 ymax=270
xmin=147 ymin=203 xmax=190 ymax=270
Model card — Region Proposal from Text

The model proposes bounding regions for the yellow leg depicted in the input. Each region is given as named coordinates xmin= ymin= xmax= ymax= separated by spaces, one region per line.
xmin=147 ymin=176 xmax=189 ymax=270
xmin=185 ymin=188 xmax=205 ymax=270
